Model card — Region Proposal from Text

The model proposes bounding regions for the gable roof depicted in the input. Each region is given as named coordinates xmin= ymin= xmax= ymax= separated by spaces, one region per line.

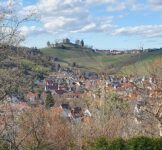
xmin=122 ymin=82 xmax=134 ymax=89
xmin=26 ymin=92 xmax=38 ymax=98
xmin=55 ymin=90 xmax=66 ymax=95
xmin=60 ymin=103 xmax=70 ymax=110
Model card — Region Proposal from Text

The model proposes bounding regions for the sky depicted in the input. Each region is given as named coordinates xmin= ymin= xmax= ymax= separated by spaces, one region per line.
xmin=2 ymin=0 xmax=162 ymax=50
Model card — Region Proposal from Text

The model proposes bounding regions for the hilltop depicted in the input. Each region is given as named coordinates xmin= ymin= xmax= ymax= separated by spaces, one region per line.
xmin=41 ymin=47 xmax=133 ymax=73
xmin=41 ymin=45 xmax=162 ymax=75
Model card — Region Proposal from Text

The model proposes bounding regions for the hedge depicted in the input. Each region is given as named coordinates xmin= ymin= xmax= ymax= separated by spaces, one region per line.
xmin=90 ymin=137 xmax=162 ymax=150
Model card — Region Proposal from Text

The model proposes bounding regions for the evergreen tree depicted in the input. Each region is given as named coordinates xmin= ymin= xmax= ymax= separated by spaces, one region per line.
xmin=81 ymin=40 xmax=84 ymax=47
xmin=47 ymin=41 xmax=51 ymax=47
xmin=45 ymin=91 xmax=54 ymax=108
xmin=72 ymin=62 xmax=76 ymax=67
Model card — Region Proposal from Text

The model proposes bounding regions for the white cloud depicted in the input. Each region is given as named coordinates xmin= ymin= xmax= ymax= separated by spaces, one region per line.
xmin=85 ymin=0 xmax=145 ymax=12
xmin=107 ymin=2 xmax=126 ymax=12
xmin=86 ymin=0 xmax=116 ymax=4
xmin=43 ymin=17 xmax=78 ymax=31
xmin=106 ymin=0 xmax=145 ymax=12
xmin=18 ymin=0 xmax=162 ymax=39
xmin=20 ymin=0 xmax=115 ymax=34
xmin=20 ymin=26 xmax=47 ymax=36
xmin=112 ymin=25 xmax=162 ymax=37
xmin=147 ymin=0 xmax=162 ymax=10
xmin=71 ymin=23 xmax=96 ymax=33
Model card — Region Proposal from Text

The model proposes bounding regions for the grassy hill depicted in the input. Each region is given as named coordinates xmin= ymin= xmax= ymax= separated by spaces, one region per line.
xmin=121 ymin=50 xmax=162 ymax=75
xmin=41 ymin=47 xmax=135 ymax=72
xmin=41 ymin=47 xmax=162 ymax=75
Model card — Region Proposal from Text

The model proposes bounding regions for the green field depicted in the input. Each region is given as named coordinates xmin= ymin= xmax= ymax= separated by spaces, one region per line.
xmin=41 ymin=47 xmax=162 ymax=75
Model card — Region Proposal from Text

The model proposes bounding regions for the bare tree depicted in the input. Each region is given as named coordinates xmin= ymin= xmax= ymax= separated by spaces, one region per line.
xmin=0 ymin=1 xmax=37 ymax=149
xmin=0 ymin=0 xmax=36 ymax=48
xmin=0 ymin=0 xmax=36 ymax=101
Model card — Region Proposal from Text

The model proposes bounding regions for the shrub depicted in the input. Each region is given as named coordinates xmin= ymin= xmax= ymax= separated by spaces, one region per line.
xmin=153 ymin=137 xmax=162 ymax=150
xmin=109 ymin=138 xmax=126 ymax=150
xmin=126 ymin=136 xmax=154 ymax=150
xmin=45 ymin=91 xmax=55 ymax=108
xmin=88 ymin=137 xmax=161 ymax=150
xmin=0 ymin=140 xmax=9 ymax=150
xmin=91 ymin=137 xmax=109 ymax=150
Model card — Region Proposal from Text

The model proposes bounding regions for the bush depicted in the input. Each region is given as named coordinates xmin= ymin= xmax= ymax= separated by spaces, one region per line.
xmin=109 ymin=138 xmax=126 ymax=150
xmin=45 ymin=91 xmax=55 ymax=108
xmin=89 ymin=136 xmax=162 ymax=150
xmin=0 ymin=140 xmax=9 ymax=150
xmin=126 ymin=137 xmax=154 ymax=150
xmin=153 ymin=137 xmax=162 ymax=150
xmin=91 ymin=137 xmax=109 ymax=150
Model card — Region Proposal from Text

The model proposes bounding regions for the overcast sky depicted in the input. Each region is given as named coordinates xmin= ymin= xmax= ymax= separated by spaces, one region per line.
xmin=3 ymin=0 xmax=162 ymax=49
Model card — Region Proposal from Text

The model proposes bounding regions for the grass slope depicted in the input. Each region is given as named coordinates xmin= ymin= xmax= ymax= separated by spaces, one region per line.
xmin=41 ymin=47 xmax=162 ymax=74
xmin=41 ymin=47 xmax=135 ymax=72
xmin=121 ymin=50 xmax=162 ymax=75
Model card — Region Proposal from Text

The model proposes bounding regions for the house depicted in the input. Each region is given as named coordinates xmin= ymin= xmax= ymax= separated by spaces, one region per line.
xmin=26 ymin=92 xmax=39 ymax=105
xmin=50 ymin=104 xmax=72 ymax=119
xmin=111 ymin=50 xmax=123 ymax=55
xmin=83 ymin=109 xmax=92 ymax=117
xmin=82 ymin=71 xmax=98 ymax=80
xmin=60 ymin=104 xmax=72 ymax=118
xmin=71 ymin=107 xmax=83 ymax=118
xmin=121 ymin=82 xmax=134 ymax=89
xmin=7 ymin=95 xmax=21 ymax=103
xmin=65 ymin=92 xmax=83 ymax=99
xmin=54 ymin=89 xmax=66 ymax=96
xmin=112 ymin=81 xmax=121 ymax=89
xmin=60 ymin=103 xmax=71 ymax=110
xmin=131 ymin=49 xmax=142 ymax=54
xmin=96 ymin=50 xmax=110 ymax=54
xmin=63 ymin=38 xmax=70 ymax=44
xmin=82 ymin=109 xmax=92 ymax=124
xmin=45 ymin=80 xmax=58 ymax=91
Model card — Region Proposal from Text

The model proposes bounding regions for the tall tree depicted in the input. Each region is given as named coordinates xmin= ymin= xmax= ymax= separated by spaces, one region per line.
xmin=81 ymin=40 xmax=84 ymax=47
xmin=45 ymin=91 xmax=55 ymax=108
xmin=72 ymin=62 xmax=76 ymax=67
xmin=47 ymin=41 xmax=51 ymax=47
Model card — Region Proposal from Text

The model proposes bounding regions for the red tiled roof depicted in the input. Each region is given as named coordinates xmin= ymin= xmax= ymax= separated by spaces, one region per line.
xmin=26 ymin=92 xmax=38 ymax=98
xmin=55 ymin=90 xmax=66 ymax=95
xmin=46 ymin=80 xmax=54 ymax=85
xmin=50 ymin=107 xmax=63 ymax=114
xmin=122 ymin=82 xmax=134 ymax=88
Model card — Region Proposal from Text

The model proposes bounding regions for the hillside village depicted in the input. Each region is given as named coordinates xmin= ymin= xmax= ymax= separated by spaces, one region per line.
xmin=1 ymin=0 xmax=162 ymax=149
xmin=1 ymin=45 xmax=162 ymax=138
xmin=1 ymin=42 xmax=162 ymax=150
